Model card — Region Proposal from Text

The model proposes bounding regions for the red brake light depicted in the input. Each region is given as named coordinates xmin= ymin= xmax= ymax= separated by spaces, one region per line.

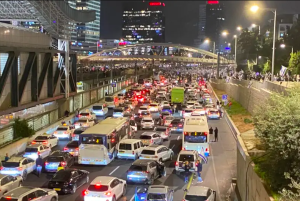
xmin=63 ymin=147 xmax=68 ymax=151
xmin=105 ymin=191 xmax=112 ymax=196
xmin=132 ymin=151 xmax=135 ymax=155
xmin=17 ymin=167 xmax=23 ymax=171
xmin=42 ymin=141 xmax=48 ymax=145
xmin=204 ymin=132 xmax=208 ymax=135
xmin=31 ymin=141 xmax=36 ymax=144
xmin=150 ymin=139 xmax=153 ymax=143
xmin=206 ymin=148 xmax=208 ymax=152
xmin=184 ymin=132 xmax=187 ymax=135
xmin=72 ymin=134 xmax=75 ymax=137
xmin=61 ymin=161 xmax=67 ymax=167
xmin=182 ymin=147 xmax=186 ymax=150
xmin=175 ymin=161 xmax=179 ymax=166
xmin=37 ymin=151 xmax=40 ymax=155
xmin=75 ymin=148 xmax=79 ymax=151
xmin=169 ymin=124 xmax=172 ymax=127
xmin=111 ymin=138 xmax=115 ymax=143
xmin=178 ymin=124 xmax=182 ymax=127
xmin=5 ymin=197 xmax=12 ymax=200
xmin=0 ymin=167 xmax=3 ymax=170
xmin=95 ymin=183 xmax=101 ymax=187
xmin=82 ymin=190 xmax=89 ymax=196
xmin=78 ymin=115 xmax=82 ymax=118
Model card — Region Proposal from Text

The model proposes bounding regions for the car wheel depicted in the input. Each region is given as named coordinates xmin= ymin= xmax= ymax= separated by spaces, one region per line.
xmin=50 ymin=197 xmax=57 ymax=201
xmin=22 ymin=171 xmax=27 ymax=180
xmin=122 ymin=185 xmax=127 ymax=196
xmin=71 ymin=185 xmax=77 ymax=194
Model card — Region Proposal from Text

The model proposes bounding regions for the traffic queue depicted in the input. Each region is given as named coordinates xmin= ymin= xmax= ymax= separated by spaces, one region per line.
xmin=0 ymin=70 xmax=218 ymax=201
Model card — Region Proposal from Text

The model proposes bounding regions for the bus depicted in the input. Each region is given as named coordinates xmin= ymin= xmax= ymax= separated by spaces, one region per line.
xmin=182 ymin=116 xmax=209 ymax=160
xmin=78 ymin=117 xmax=130 ymax=165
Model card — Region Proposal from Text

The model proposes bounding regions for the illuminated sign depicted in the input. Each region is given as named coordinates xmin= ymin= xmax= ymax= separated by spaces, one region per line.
xmin=207 ymin=1 xmax=219 ymax=4
xmin=149 ymin=2 xmax=164 ymax=6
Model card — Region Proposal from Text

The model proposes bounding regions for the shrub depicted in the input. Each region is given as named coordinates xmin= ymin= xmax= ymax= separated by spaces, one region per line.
xmin=12 ymin=118 xmax=35 ymax=139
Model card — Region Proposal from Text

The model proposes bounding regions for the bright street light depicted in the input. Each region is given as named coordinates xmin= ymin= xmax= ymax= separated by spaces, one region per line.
xmin=233 ymin=35 xmax=237 ymax=38
xmin=250 ymin=5 xmax=259 ymax=13
xmin=228 ymin=43 xmax=231 ymax=46
xmin=280 ymin=44 xmax=293 ymax=54
xmin=204 ymin=38 xmax=215 ymax=54
xmin=280 ymin=44 xmax=286 ymax=48
xmin=237 ymin=26 xmax=242 ymax=31
xmin=204 ymin=39 xmax=210 ymax=43
xmin=222 ymin=31 xmax=228 ymax=36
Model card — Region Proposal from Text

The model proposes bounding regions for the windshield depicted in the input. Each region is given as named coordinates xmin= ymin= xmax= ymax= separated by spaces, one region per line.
xmin=57 ymin=127 xmax=68 ymax=131
xmin=52 ymin=171 xmax=71 ymax=180
xmin=93 ymin=106 xmax=102 ymax=110
xmin=80 ymin=113 xmax=90 ymax=116
xmin=119 ymin=143 xmax=132 ymax=150
xmin=147 ymin=194 xmax=166 ymax=200
xmin=179 ymin=154 xmax=195 ymax=161
xmin=140 ymin=135 xmax=151 ymax=139
xmin=77 ymin=119 xmax=87 ymax=123
xmin=129 ymin=165 xmax=147 ymax=171
xmin=105 ymin=97 xmax=114 ymax=102
xmin=82 ymin=136 xmax=104 ymax=144
xmin=47 ymin=156 xmax=64 ymax=162
xmin=2 ymin=162 xmax=19 ymax=167
xmin=141 ymin=150 xmax=155 ymax=155
xmin=35 ymin=136 xmax=48 ymax=140
xmin=185 ymin=110 xmax=193 ymax=113
xmin=74 ymin=129 xmax=85 ymax=134
xmin=66 ymin=141 xmax=79 ymax=148
xmin=162 ymin=106 xmax=171 ymax=109
xmin=25 ymin=148 xmax=38 ymax=152
xmin=156 ymin=127 xmax=166 ymax=132
xmin=88 ymin=185 xmax=109 ymax=192
xmin=149 ymin=104 xmax=157 ymax=107
xmin=187 ymin=103 xmax=194 ymax=105
xmin=165 ymin=117 xmax=174 ymax=120
xmin=184 ymin=195 xmax=207 ymax=201
xmin=143 ymin=119 xmax=153 ymax=122
xmin=113 ymin=109 xmax=123 ymax=113
xmin=184 ymin=133 xmax=207 ymax=143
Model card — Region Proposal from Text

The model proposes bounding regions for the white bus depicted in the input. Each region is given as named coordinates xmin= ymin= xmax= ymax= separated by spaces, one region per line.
xmin=182 ymin=116 xmax=209 ymax=160
xmin=78 ymin=117 xmax=130 ymax=165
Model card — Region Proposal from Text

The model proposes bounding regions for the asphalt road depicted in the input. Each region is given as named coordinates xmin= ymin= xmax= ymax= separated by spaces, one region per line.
xmin=21 ymin=88 xmax=237 ymax=201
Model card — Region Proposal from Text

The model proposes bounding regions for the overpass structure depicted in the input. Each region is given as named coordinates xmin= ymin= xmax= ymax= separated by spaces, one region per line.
xmin=81 ymin=43 xmax=235 ymax=65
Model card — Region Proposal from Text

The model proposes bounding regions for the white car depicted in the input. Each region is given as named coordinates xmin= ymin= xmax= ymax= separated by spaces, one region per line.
xmin=175 ymin=150 xmax=201 ymax=174
xmin=23 ymin=144 xmax=51 ymax=160
xmin=53 ymin=125 xmax=74 ymax=139
xmin=148 ymin=103 xmax=159 ymax=112
xmin=2 ymin=186 xmax=58 ymax=201
xmin=186 ymin=101 xmax=196 ymax=109
xmin=163 ymin=116 xmax=174 ymax=127
xmin=138 ymin=106 xmax=149 ymax=114
xmin=141 ymin=116 xmax=155 ymax=130
xmin=0 ymin=157 xmax=36 ymax=180
xmin=184 ymin=186 xmax=216 ymax=201
xmin=160 ymin=101 xmax=170 ymax=108
xmin=92 ymin=104 xmax=108 ymax=116
xmin=83 ymin=176 xmax=126 ymax=201
xmin=140 ymin=145 xmax=174 ymax=162
xmin=154 ymin=126 xmax=170 ymax=140
xmin=0 ymin=174 xmax=22 ymax=196
xmin=74 ymin=118 xmax=95 ymax=129
xmin=31 ymin=134 xmax=58 ymax=148
xmin=104 ymin=96 xmax=116 ymax=108
xmin=192 ymin=109 xmax=206 ymax=116
xmin=79 ymin=111 xmax=96 ymax=120
xmin=183 ymin=109 xmax=193 ymax=118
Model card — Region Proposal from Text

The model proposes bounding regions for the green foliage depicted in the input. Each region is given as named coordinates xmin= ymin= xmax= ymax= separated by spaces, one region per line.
xmin=12 ymin=118 xmax=35 ymax=139
xmin=288 ymin=51 xmax=300 ymax=75
xmin=244 ymin=118 xmax=253 ymax=124
xmin=280 ymin=173 xmax=300 ymax=201
xmin=238 ymin=29 xmax=260 ymax=60
xmin=262 ymin=60 xmax=271 ymax=73
xmin=224 ymin=98 xmax=249 ymax=117
xmin=253 ymin=86 xmax=300 ymax=192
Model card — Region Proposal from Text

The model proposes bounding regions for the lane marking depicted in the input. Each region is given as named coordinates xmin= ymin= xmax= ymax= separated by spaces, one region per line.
xmin=130 ymin=195 xmax=134 ymax=201
xmin=177 ymin=135 xmax=181 ymax=140
xmin=183 ymin=172 xmax=195 ymax=197
xmin=211 ymin=144 xmax=221 ymax=201
xmin=109 ymin=166 xmax=119 ymax=175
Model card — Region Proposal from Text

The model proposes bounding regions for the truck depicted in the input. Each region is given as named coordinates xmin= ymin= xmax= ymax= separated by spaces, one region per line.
xmin=171 ymin=87 xmax=184 ymax=104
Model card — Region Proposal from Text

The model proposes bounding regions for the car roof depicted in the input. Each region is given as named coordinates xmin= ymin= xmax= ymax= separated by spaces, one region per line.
xmin=186 ymin=186 xmax=210 ymax=196
xmin=148 ymin=185 xmax=168 ymax=194
xmin=26 ymin=144 xmax=41 ymax=148
xmin=140 ymin=106 xmax=148 ymax=109
xmin=142 ymin=116 xmax=153 ymax=120
xmin=179 ymin=150 xmax=197 ymax=155
xmin=91 ymin=176 xmax=114 ymax=185
xmin=50 ymin=151 xmax=66 ymax=156
xmin=5 ymin=186 xmax=36 ymax=197
xmin=144 ymin=145 xmax=165 ymax=150
xmin=119 ymin=139 xmax=141 ymax=144
xmin=141 ymin=132 xmax=156 ymax=136
xmin=6 ymin=157 xmax=24 ymax=162
xmin=132 ymin=159 xmax=154 ymax=166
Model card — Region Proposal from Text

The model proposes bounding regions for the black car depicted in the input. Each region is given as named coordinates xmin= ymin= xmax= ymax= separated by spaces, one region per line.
xmin=44 ymin=151 xmax=75 ymax=172
xmin=48 ymin=169 xmax=89 ymax=194
xmin=64 ymin=141 xmax=79 ymax=156
xmin=168 ymin=118 xmax=184 ymax=133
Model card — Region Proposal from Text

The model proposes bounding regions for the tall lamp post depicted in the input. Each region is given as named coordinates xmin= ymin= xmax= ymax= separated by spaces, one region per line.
xmin=251 ymin=5 xmax=277 ymax=80
xmin=251 ymin=23 xmax=261 ymax=35
xmin=234 ymin=35 xmax=237 ymax=64
xmin=280 ymin=44 xmax=294 ymax=54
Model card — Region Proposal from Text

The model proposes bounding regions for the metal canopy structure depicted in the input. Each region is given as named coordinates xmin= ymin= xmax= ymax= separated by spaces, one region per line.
xmin=0 ymin=0 xmax=96 ymax=39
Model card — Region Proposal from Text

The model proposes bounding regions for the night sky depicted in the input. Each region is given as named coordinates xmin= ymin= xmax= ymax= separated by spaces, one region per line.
xmin=100 ymin=1 xmax=300 ymax=46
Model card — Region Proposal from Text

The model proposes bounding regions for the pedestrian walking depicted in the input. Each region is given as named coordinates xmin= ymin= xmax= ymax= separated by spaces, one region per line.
xmin=196 ymin=160 xmax=203 ymax=183
xmin=214 ymin=127 xmax=218 ymax=142
xmin=4 ymin=153 xmax=9 ymax=162
xmin=36 ymin=155 xmax=43 ymax=177
xmin=209 ymin=127 xmax=213 ymax=135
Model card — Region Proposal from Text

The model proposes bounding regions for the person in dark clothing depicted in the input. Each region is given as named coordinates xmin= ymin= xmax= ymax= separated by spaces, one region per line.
xmin=196 ymin=160 xmax=203 ymax=183
xmin=216 ymin=100 xmax=220 ymax=105
xmin=64 ymin=110 xmax=70 ymax=117
xmin=214 ymin=127 xmax=219 ymax=142
xmin=183 ymin=161 xmax=191 ymax=183
xmin=36 ymin=155 xmax=43 ymax=177
xmin=157 ymin=161 xmax=165 ymax=177
xmin=209 ymin=127 xmax=213 ymax=135
xmin=4 ymin=153 xmax=9 ymax=162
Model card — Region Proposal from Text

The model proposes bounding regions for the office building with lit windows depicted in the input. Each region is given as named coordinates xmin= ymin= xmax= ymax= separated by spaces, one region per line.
xmin=68 ymin=0 xmax=100 ymax=54
xmin=122 ymin=1 xmax=165 ymax=43
xmin=205 ymin=1 xmax=225 ymax=52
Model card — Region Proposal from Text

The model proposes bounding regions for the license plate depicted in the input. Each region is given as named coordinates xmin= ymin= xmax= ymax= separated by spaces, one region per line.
xmin=144 ymin=156 xmax=150 ymax=158
xmin=54 ymin=188 xmax=61 ymax=191
xmin=143 ymin=140 xmax=148 ymax=144
xmin=119 ymin=151 xmax=124 ymax=153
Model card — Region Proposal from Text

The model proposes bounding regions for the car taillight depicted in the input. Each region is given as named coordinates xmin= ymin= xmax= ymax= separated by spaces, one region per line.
xmin=78 ymin=115 xmax=82 ymax=118
xmin=169 ymin=124 xmax=172 ymax=127
xmin=5 ymin=197 xmax=12 ymax=200
xmin=75 ymin=148 xmax=79 ymax=151
xmin=31 ymin=141 xmax=36 ymax=144
xmin=82 ymin=190 xmax=89 ymax=196
xmin=105 ymin=191 xmax=112 ymax=196
xmin=17 ymin=167 xmax=23 ymax=171
xmin=45 ymin=162 xmax=49 ymax=165
xmin=175 ymin=161 xmax=179 ymax=166
xmin=178 ymin=124 xmax=182 ymax=127
xmin=204 ymin=132 xmax=208 ymax=135
xmin=206 ymin=148 xmax=208 ymax=152
xmin=42 ymin=141 xmax=48 ymax=145
xmin=184 ymin=132 xmax=187 ymax=135
xmin=72 ymin=134 xmax=75 ymax=137
xmin=63 ymin=131 xmax=67 ymax=134
xmin=63 ymin=147 xmax=68 ymax=151
xmin=61 ymin=161 xmax=67 ymax=167
xmin=37 ymin=151 xmax=40 ymax=155
xmin=150 ymin=139 xmax=153 ymax=143
xmin=54 ymin=131 xmax=57 ymax=134
xmin=182 ymin=147 xmax=186 ymax=150
xmin=0 ymin=167 xmax=3 ymax=170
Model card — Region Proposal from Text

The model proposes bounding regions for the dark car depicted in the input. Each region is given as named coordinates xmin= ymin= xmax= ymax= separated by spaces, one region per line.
xmin=168 ymin=118 xmax=184 ymax=133
xmin=64 ymin=141 xmax=79 ymax=156
xmin=162 ymin=106 xmax=172 ymax=114
xmin=44 ymin=151 xmax=75 ymax=172
xmin=48 ymin=169 xmax=89 ymax=194
xmin=72 ymin=127 xmax=87 ymax=141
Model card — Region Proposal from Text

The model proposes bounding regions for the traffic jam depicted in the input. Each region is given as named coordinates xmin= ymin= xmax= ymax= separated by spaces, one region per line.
xmin=0 ymin=70 xmax=220 ymax=201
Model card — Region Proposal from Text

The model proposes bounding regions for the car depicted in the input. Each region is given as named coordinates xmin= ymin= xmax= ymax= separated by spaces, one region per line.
xmin=140 ymin=132 xmax=162 ymax=146
xmin=118 ymin=93 xmax=125 ymax=99
xmin=53 ymin=125 xmax=74 ymax=139
xmin=0 ymin=174 xmax=22 ymax=196
xmin=161 ymin=106 xmax=172 ymax=114
xmin=78 ymin=111 xmax=96 ymax=120
xmin=23 ymin=144 xmax=51 ymax=160
xmin=192 ymin=108 xmax=206 ymax=116
xmin=183 ymin=186 xmax=216 ymax=201
xmin=159 ymin=101 xmax=170 ymax=109
xmin=138 ymin=106 xmax=148 ymax=114
xmin=140 ymin=145 xmax=173 ymax=162
xmin=168 ymin=118 xmax=184 ymax=133
xmin=104 ymin=96 xmax=116 ymax=108
xmin=31 ymin=134 xmax=58 ymax=148
xmin=154 ymin=126 xmax=170 ymax=140
xmin=205 ymin=104 xmax=215 ymax=113
xmin=141 ymin=116 xmax=155 ymax=130
xmin=147 ymin=185 xmax=174 ymax=201
xmin=117 ymin=139 xmax=143 ymax=160
xmin=63 ymin=141 xmax=79 ymax=156
xmin=83 ymin=176 xmax=126 ymax=201
xmin=48 ymin=169 xmax=89 ymax=194
xmin=74 ymin=118 xmax=95 ymax=129
xmin=194 ymin=105 xmax=203 ymax=110
xmin=92 ymin=104 xmax=108 ymax=116
xmin=148 ymin=103 xmax=159 ymax=112
xmin=71 ymin=127 xmax=88 ymax=141
xmin=163 ymin=116 xmax=174 ymax=127
xmin=183 ymin=109 xmax=193 ymax=118
xmin=113 ymin=107 xmax=125 ymax=117
xmin=0 ymin=186 xmax=58 ymax=201
xmin=175 ymin=150 xmax=202 ymax=174
xmin=0 ymin=157 xmax=36 ymax=180
xmin=207 ymin=108 xmax=221 ymax=119
xmin=45 ymin=151 xmax=75 ymax=172
xmin=129 ymin=120 xmax=138 ymax=132
xmin=186 ymin=101 xmax=196 ymax=109
xmin=126 ymin=159 xmax=161 ymax=184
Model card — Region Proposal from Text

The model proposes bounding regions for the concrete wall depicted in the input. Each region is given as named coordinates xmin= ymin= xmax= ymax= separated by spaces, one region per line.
xmin=0 ymin=27 xmax=51 ymax=49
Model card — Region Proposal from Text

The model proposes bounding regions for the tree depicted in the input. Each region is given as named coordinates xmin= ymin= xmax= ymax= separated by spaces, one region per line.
xmin=237 ymin=28 xmax=260 ymax=60
xmin=12 ymin=118 xmax=35 ymax=139
xmin=253 ymin=86 xmax=300 ymax=192
xmin=288 ymin=51 xmax=300 ymax=75
xmin=280 ymin=173 xmax=300 ymax=201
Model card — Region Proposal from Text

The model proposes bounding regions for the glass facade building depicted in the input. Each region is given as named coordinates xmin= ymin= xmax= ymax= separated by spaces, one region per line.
xmin=122 ymin=1 xmax=165 ymax=43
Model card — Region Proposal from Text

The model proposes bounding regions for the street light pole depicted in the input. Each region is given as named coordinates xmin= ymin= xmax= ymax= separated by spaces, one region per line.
xmin=213 ymin=41 xmax=216 ymax=54
xmin=271 ymin=9 xmax=277 ymax=80
xmin=234 ymin=36 xmax=237 ymax=64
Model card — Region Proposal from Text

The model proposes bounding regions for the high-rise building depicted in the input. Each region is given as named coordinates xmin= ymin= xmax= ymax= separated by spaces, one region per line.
xmin=205 ymin=1 xmax=225 ymax=52
xmin=194 ymin=3 xmax=206 ymax=48
xmin=122 ymin=1 xmax=165 ymax=43
xmin=68 ymin=0 xmax=100 ymax=54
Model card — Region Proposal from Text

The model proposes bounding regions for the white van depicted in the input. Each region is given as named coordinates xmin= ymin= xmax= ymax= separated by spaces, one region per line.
xmin=104 ymin=96 xmax=118 ymax=108
xmin=117 ymin=139 xmax=143 ymax=160
xmin=175 ymin=150 xmax=202 ymax=174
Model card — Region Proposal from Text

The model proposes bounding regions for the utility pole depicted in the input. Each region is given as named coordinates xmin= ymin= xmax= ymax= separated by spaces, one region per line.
xmin=217 ymin=53 xmax=220 ymax=79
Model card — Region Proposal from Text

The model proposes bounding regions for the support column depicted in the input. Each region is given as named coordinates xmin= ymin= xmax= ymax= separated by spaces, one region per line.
xmin=11 ymin=52 xmax=19 ymax=107
xmin=217 ymin=53 xmax=220 ymax=79
xmin=65 ymin=40 xmax=70 ymax=98
xmin=31 ymin=54 xmax=38 ymax=102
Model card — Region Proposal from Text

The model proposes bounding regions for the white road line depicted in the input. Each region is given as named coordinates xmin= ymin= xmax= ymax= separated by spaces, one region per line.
xmin=109 ymin=166 xmax=119 ymax=175
xmin=177 ymin=135 xmax=181 ymax=140
xmin=210 ymin=144 xmax=221 ymax=201
xmin=130 ymin=195 xmax=135 ymax=201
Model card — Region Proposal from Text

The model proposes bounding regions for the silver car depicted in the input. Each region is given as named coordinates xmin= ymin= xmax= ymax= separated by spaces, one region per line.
xmin=154 ymin=126 xmax=170 ymax=140
xmin=0 ymin=174 xmax=22 ymax=196
xmin=1 ymin=186 xmax=58 ymax=201
xmin=140 ymin=132 xmax=163 ymax=146
xmin=147 ymin=185 xmax=174 ymax=201
xmin=184 ymin=186 xmax=216 ymax=201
